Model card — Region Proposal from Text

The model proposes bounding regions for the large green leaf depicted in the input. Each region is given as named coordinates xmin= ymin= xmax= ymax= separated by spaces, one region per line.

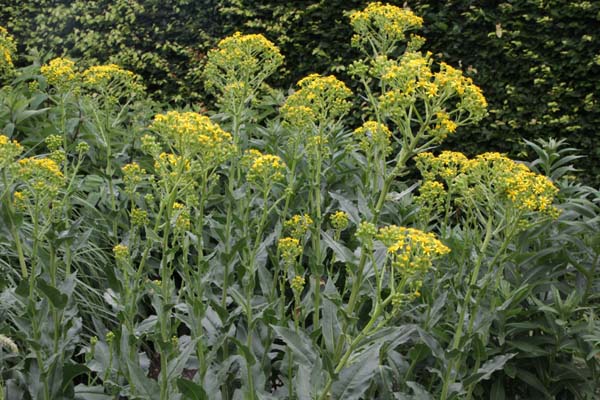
xmin=330 ymin=344 xmax=381 ymax=400
xmin=271 ymin=325 xmax=318 ymax=367
xmin=37 ymin=278 xmax=68 ymax=310
xmin=464 ymin=354 xmax=516 ymax=386
xmin=177 ymin=379 xmax=208 ymax=400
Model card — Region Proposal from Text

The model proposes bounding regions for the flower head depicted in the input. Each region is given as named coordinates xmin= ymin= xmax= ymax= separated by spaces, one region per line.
xmin=349 ymin=2 xmax=423 ymax=56
xmin=353 ymin=121 xmax=392 ymax=155
xmin=82 ymin=64 xmax=144 ymax=98
xmin=18 ymin=157 xmax=64 ymax=197
xmin=290 ymin=275 xmax=306 ymax=293
xmin=204 ymin=32 xmax=283 ymax=105
xmin=0 ymin=26 xmax=16 ymax=77
xmin=281 ymin=74 xmax=352 ymax=127
xmin=150 ymin=111 xmax=235 ymax=166
xmin=330 ymin=211 xmax=350 ymax=231
xmin=284 ymin=214 xmax=313 ymax=239
xmin=0 ymin=135 xmax=23 ymax=169
xmin=278 ymin=237 xmax=303 ymax=265
xmin=247 ymin=153 xmax=286 ymax=186
xmin=122 ymin=162 xmax=146 ymax=193
xmin=41 ymin=58 xmax=78 ymax=89
xmin=113 ymin=244 xmax=129 ymax=261
xmin=376 ymin=225 xmax=450 ymax=272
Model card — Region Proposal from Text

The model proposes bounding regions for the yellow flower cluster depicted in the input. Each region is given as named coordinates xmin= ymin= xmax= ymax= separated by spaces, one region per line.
xmin=349 ymin=2 xmax=423 ymax=55
xmin=436 ymin=62 xmax=487 ymax=119
xmin=82 ymin=64 xmax=144 ymax=95
xmin=0 ymin=26 xmax=16 ymax=77
xmin=433 ymin=111 xmax=458 ymax=140
xmin=415 ymin=151 xmax=469 ymax=182
xmin=172 ymin=202 xmax=191 ymax=232
xmin=204 ymin=32 xmax=284 ymax=98
xmin=40 ymin=58 xmax=77 ymax=89
xmin=18 ymin=157 xmax=64 ymax=196
xmin=150 ymin=111 xmax=236 ymax=167
xmin=330 ymin=210 xmax=350 ymax=231
xmin=353 ymin=121 xmax=392 ymax=155
xmin=356 ymin=221 xmax=377 ymax=243
xmin=278 ymin=237 xmax=303 ymax=265
xmin=247 ymin=153 xmax=286 ymax=185
xmin=377 ymin=52 xmax=487 ymax=139
xmin=152 ymin=152 xmax=197 ymax=199
xmin=154 ymin=152 xmax=190 ymax=172
xmin=241 ymin=149 xmax=264 ymax=169
xmin=290 ymin=275 xmax=306 ymax=292
xmin=465 ymin=152 xmax=559 ymax=215
xmin=131 ymin=208 xmax=148 ymax=226
xmin=415 ymin=180 xmax=447 ymax=218
xmin=13 ymin=191 xmax=27 ymax=210
xmin=416 ymin=151 xmax=560 ymax=217
xmin=122 ymin=162 xmax=146 ymax=193
xmin=113 ymin=244 xmax=129 ymax=261
xmin=376 ymin=225 xmax=450 ymax=271
xmin=0 ymin=135 xmax=23 ymax=169
xmin=281 ymin=74 xmax=353 ymax=127
xmin=284 ymin=214 xmax=313 ymax=239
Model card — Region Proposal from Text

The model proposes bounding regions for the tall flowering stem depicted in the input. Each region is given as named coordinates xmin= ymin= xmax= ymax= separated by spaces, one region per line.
xmin=345 ymin=2 xmax=488 ymax=320
xmin=281 ymin=73 xmax=352 ymax=328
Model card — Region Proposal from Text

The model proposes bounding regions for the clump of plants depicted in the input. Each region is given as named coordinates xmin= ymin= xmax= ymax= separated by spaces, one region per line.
xmin=1 ymin=3 xmax=599 ymax=399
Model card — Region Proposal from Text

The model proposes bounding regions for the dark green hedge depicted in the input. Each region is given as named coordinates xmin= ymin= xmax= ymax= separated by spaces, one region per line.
xmin=2 ymin=0 xmax=599 ymax=184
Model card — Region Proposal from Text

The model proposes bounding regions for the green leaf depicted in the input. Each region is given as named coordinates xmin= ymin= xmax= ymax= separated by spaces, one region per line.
xmin=177 ymin=379 xmax=208 ymax=400
xmin=322 ymin=297 xmax=340 ymax=354
xmin=330 ymin=344 xmax=381 ymax=399
xmin=36 ymin=278 xmax=68 ymax=309
xmin=126 ymin=357 xmax=160 ymax=400
xmin=74 ymin=384 xmax=111 ymax=400
xmin=62 ymin=364 xmax=90 ymax=393
xmin=322 ymin=231 xmax=356 ymax=263
xmin=271 ymin=325 xmax=317 ymax=367
xmin=464 ymin=354 xmax=516 ymax=386
xmin=515 ymin=369 xmax=552 ymax=397
xmin=406 ymin=381 xmax=434 ymax=399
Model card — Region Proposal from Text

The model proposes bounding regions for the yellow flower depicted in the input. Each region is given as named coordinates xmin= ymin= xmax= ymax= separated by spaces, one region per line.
xmin=113 ymin=244 xmax=129 ymax=261
xmin=290 ymin=275 xmax=306 ymax=292
xmin=278 ymin=237 xmax=303 ymax=265
xmin=0 ymin=26 xmax=16 ymax=77
xmin=353 ymin=121 xmax=392 ymax=155
xmin=284 ymin=214 xmax=313 ymax=239
xmin=204 ymin=32 xmax=283 ymax=103
xmin=0 ymin=135 xmax=23 ymax=169
xmin=330 ymin=211 xmax=350 ymax=231
xmin=417 ymin=151 xmax=560 ymax=218
xmin=281 ymin=74 xmax=352 ymax=127
xmin=18 ymin=157 xmax=64 ymax=196
xmin=247 ymin=154 xmax=286 ymax=185
xmin=172 ymin=202 xmax=191 ymax=232
xmin=122 ymin=162 xmax=146 ymax=192
xmin=40 ymin=58 xmax=77 ymax=89
xmin=350 ymin=2 xmax=423 ymax=55
xmin=150 ymin=111 xmax=236 ymax=166
xmin=376 ymin=225 xmax=449 ymax=272
xmin=82 ymin=64 xmax=144 ymax=96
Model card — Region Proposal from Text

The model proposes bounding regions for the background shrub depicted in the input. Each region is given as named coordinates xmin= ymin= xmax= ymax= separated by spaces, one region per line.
xmin=1 ymin=1 xmax=599 ymax=178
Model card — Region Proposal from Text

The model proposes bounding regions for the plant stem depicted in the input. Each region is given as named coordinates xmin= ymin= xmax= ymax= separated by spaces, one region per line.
xmin=440 ymin=215 xmax=494 ymax=400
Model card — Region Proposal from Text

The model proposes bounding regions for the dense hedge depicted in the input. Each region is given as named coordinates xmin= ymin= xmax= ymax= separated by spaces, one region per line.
xmin=1 ymin=0 xmax=599 ymax=184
